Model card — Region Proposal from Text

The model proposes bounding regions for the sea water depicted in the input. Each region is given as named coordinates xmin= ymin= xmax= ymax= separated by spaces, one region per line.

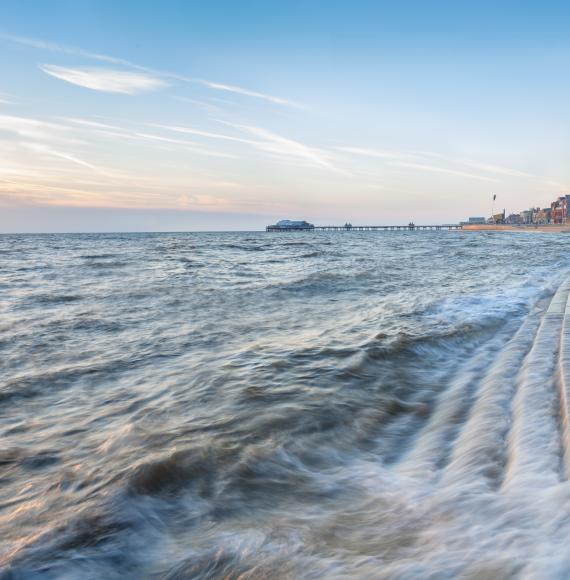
xmin=2 ymin=231 xmax=570 ymax=578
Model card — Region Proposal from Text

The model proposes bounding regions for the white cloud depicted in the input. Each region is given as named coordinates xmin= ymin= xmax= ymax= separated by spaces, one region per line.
xmin=172 ymin=95 xmax=224 ymax=115
xmin=2 ymin=34 xmax=134 ymax=67
xmin=22 ymin=142 xmax=103 ymax=172
xmin=458 ymin=160 xmax=534 ymax=179
xmin=156 ymin=120 xmax=343 ymax=172
xmin=40 ymin=65 xmax=167 ymax=94
xmin=197 ymin=80 xmax=301 ymax=108
xmin=3 ymin=34 xmax=298 ymax=107
xmin=61 ymin=117 xmax=124 ymax=130
xmin=150 ymin=123 xmax=256 ymax=144
xmin=411 ymin=151 xmax=535 ymax=180
xmin=228 ymin=122 xmax=341 ymax=171
xmin=394 ymin=161 xmax=499 ymax=183
xmin=338 ymin=146 xmax=532 ymax=183
xmin=133 ymin=132 xmax=238 ymax=158
xmin=51 ymin=117 xmax=238 ymax=158
xmin=337 ymin=146 xmax=417 ymax=161
xmin=545 ymin=180 xmax=567 ymax=189
xmin=0 ymin=114 xmax=77 ymax=142
xmin=0 ymin=115 xmax=114 ymax=176
xmin=159 ymin=120 xmax=343 ymax=172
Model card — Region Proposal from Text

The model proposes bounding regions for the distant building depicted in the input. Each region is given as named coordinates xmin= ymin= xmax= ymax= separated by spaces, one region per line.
xmin=460 ymin=216 xmax=486 ymax=225
xmin=488 ymin=211 xmax=505 ymax=224
xmin=533 ymin=207 xmax=551 ymax=224
xmin=543 ymin=208 xmax=552 ymax=222
xmin=266 ymin=219 xmax=315 ymax=231
xmin=276 ymin=220 xmax=313 ymax=228
xmin=469 ymin=193 xmax=570 ymax=227
xmin=551 ymin=195 xmax=570 ymax=224
xmin=505 ymin=213 xmax=522 ymax=224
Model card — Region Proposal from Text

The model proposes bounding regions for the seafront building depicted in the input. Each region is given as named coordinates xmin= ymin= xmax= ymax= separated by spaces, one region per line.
xmin=266 ymin=219 xmax=315 ymax=231
xmin=551 ymin=195 xmax=570 ymax=224
xmin=478 ymin=193 xmax=570 ymax=226
xmin=487 ymin=211 xmax=506 ymax=224
xmin=534 ymin=208 xmax=552 ymax=224
xmin=459 ymin=217 xmax=486 ymax=226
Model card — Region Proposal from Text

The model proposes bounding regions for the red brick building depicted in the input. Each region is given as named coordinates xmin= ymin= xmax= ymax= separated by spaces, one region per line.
xmin=551 ymin=195 xmax=570 ymax=223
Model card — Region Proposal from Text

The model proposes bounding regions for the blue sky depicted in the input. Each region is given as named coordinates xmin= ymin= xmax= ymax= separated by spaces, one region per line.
xmin=0 ymin=0 xmax=569 ymax=231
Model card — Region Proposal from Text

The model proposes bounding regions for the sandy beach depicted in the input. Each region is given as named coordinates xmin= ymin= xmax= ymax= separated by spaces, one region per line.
xmin=463 ymin=224 xmax=570 ymax=233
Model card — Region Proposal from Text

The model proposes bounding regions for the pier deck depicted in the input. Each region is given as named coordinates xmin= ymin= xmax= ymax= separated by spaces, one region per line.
xmin=266 ymin=224 xmax=463 ymax=232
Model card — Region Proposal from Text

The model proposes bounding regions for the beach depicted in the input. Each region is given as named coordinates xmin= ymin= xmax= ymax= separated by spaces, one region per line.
xmin=463 ymin=223 xmax=570 ymax=232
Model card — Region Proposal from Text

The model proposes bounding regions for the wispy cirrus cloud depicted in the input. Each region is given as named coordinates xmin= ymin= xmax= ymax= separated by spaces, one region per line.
xmin=132 ymin=132 xmax=238 ymax=158
xmin=336 ymin=146 xmax=418 ymax=162
xmin=545 ymin=179 xmax=568 ymax=189
xmin=414 ymin=151 xmax=536 ymax=180
xmin=394 ymin=161 xmax=499 ymax=183
xmin=0 ymin=115 xmax=112 ymax=176
xmin=150 ymin=123 xmax=257 ymax=144
xmin=60 ymin=117 xmax=124 ymax=130
xmin=226 ymin=122 xmax=343 ymax=172
xmin=1 ymin=33 xmax=135 ymax=67
xmin=22 ymin=142 xmax=105 ymax=172
xmin=0 ymin=93 xmax=14 ymax=105
xmin=97 ymin=118 xmax=337 ymax=169
xmin=0 ymin=114 xmax=79 ymax=142
xmin=59 ymin=117 xmax=239 ymax=158
xmin=3 ymin=34 xmax=298 ymax=106
xmin=172 ymin=95 xmax=224 ymax=115
xmin=0 ymin=111 xmax=255 ymax=212
xmin=458 ymin=160 xmax=534 ymax=179
xmin=40 ymin=65 xmax=167 ymax=94
xmin=339 ymin=146 xmax=539 ymax=183
xmin=196 ymin=80 xmax=302 ymax=108
xmin=156 ymin=120 xmax=345 ymax=172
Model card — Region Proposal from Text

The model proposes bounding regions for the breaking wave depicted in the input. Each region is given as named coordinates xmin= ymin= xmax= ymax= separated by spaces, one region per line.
xmin=3 ymin=231 xmax=570 ymax=578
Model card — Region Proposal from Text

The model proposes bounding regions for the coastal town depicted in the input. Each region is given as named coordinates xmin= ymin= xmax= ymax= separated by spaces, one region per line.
xmin=267 ymin=193 xmax=570 ymax=232
xmin=473 ymin=193 xmax=570 ymax=225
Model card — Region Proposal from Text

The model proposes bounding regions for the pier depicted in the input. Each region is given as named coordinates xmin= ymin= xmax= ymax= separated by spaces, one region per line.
xmin=266 ymin=223 xmax=463 ymax=232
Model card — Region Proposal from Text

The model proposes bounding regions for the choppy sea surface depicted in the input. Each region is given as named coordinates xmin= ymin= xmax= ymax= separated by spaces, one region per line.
xmin=3 ymin=231 xmax=570 ymax=578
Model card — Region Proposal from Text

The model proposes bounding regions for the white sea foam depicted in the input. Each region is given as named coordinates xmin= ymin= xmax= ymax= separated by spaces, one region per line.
xmin=2 ymin=231 xmax=570 ymax=577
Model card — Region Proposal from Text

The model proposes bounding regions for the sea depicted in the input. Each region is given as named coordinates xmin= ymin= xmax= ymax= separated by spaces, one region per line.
xmin=2 ymin=230 xmax=570 ymax=578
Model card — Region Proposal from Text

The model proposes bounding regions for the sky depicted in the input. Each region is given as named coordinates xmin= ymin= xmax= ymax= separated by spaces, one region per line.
xmin=0 ymin=0 xmax=569 ymax=232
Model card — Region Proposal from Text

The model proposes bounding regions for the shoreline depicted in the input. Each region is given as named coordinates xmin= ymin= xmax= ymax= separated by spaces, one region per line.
xmin=462 ymin=224 xmax=570 ymax=233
